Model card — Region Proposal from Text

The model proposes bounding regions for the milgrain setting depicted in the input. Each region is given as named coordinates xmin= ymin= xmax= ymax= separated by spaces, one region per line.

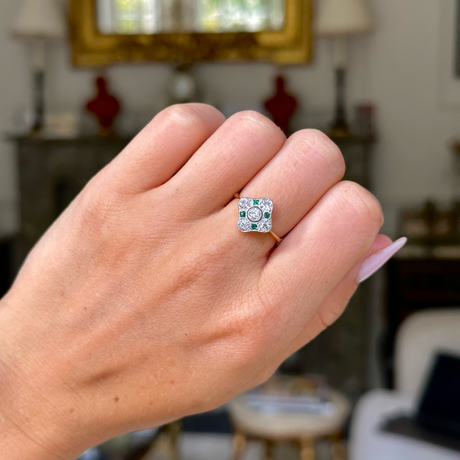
xmin=237 ymin=197 xmax=273 ymax=233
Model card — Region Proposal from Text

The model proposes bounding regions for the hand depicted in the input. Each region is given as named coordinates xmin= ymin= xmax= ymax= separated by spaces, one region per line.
xmin=0 ymin=104 xmax=387 ymax=460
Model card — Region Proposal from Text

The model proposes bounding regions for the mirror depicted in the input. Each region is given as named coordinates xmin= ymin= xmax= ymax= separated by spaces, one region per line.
xmin=97 ymin=0 xmax=286 ymax=34
xmin=70 ymin=0 xmax=312 ymax=66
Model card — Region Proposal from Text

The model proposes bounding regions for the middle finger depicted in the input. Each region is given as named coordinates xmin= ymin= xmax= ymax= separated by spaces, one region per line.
xmin=166 ymin=111 xmax=286 ymax=216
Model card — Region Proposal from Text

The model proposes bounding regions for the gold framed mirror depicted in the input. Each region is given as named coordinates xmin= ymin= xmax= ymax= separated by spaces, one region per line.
xmin=70 ymin=0 xmax=312 ymax=66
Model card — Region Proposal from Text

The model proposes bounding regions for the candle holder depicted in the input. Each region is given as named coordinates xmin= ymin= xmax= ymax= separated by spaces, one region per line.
xmin=11 ymin=0 xmax=66 ymax=135
xmin=316 ymin=0 xmax=373 ymax=137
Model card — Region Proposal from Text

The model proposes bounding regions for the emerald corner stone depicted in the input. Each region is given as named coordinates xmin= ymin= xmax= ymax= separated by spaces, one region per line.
xmin=253 ymin=199 xmax=259 ymax=205
xmin=251 ymin=223 xmax=258 ymax=230
xmin=264 ymin=212 xmax=271 ymax=219
xmin=240 ymin=211 xmax=246 ymax=217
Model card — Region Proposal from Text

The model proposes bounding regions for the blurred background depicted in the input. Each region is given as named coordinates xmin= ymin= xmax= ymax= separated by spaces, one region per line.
xmin=1 ymin=0 xmax=460 ymax=459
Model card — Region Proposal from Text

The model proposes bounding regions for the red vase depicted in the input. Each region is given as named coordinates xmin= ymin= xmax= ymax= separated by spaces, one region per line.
xmin=264 ymin=75 xmax=298 ymax=135
xmin=86 ymin=76 xmax=121 ymax=136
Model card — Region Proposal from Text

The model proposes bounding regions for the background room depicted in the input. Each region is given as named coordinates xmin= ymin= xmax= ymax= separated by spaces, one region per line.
xmin=1 ymin=0 xmax=460 ymax=459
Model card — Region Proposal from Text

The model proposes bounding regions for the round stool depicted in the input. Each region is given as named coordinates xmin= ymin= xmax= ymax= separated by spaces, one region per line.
xmin=228 ymin=379 xmax=350 ymax=460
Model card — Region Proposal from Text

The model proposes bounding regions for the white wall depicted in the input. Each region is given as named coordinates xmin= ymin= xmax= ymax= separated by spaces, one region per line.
xmin=1 ymin=0 xmax=460 ymax=231
xmin=0 ymin=0 xmax=370 ymax=235
xmin=1 ymin=0 xmax=460 ymax=385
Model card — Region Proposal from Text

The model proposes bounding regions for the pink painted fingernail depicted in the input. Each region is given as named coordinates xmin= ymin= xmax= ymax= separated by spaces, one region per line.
xmin=357 ymin=237 xmax=408 ymax=283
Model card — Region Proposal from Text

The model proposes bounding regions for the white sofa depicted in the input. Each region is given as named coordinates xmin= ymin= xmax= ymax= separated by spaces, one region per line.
xmin=349 ymin=309 xmax=460 ymax=460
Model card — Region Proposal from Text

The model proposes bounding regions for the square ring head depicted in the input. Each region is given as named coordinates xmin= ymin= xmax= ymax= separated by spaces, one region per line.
xmin=237 ymin=198 xmax=273 ymax=233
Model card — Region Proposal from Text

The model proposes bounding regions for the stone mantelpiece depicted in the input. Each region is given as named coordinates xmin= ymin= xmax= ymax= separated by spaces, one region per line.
xmin=13 ymin=136 xmax=130 ymax=263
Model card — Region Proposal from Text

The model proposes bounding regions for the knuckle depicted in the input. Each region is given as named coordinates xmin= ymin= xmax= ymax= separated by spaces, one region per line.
xmin=174 ymin=252 xmax=215 ymax=290
xmin=172 ymin=241 xmax=233 ymax=293
xmin=317 ymin=281 xmax=359 ymax=331
xmin=158 ymin=103 xmax=222 ymax=131
xmin=230 ymin=299 xmax=267 ymax=343
xmin=317 ymin=306 xmax=343 ymax=330
xmin=229 ymin=290 xmax=282 ymax=356
xmin=231 ymin=110 xmax=284 ymax=137
xmin=335 ymin=181 xmax=384 ymax=230
xmin=251 ymin=365 xmax=278 ymax=388
xmin=290 ymin=129 xmax=345 ymax=179
xmin=76 ymin=181 xmax=122 ymax=226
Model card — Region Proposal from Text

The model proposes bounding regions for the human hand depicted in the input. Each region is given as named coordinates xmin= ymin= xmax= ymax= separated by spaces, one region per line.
xmin=0 ymin=104 xmax=390 ymax=460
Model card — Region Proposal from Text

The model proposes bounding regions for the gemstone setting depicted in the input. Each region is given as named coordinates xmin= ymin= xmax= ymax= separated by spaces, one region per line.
xmin=259 ymin=221 xmax=272 ymax=232
xmin=247 ymin=206 xmax=263 ymax=222
xmin=237 ymin=197 xmax=273 ymax=234
xmin=238 ymin=198 xmax=252 ymax=210
xmin=259 ymin=198 xmax=273 ymax=213
xmin=238 ymin=219 xmax=252 ymax=232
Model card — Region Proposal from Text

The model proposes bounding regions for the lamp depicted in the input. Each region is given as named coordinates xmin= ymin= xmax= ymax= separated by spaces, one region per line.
xmin=316 ymin=0 xmax=373 ymax=137
xmin=12 ymin=0 xmax=66 ymax=133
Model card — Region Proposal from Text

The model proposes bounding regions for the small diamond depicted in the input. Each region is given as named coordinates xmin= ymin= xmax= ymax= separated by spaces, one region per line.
xmin=238 ymin=220 xmax=251 ymax=232
xmin=259 ymin=198 xmax=273 ymax=213
xmin=247 ymin=206 xmax=263 ymax=222
xmin=239 ymin=198 xmax=252 ymax=210
xmin=259 ymin=221 xmax=272 ymax=233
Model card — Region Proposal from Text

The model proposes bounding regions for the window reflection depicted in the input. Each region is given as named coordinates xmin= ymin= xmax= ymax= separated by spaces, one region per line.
xmin=198 ymin=0 xmax=285 ymax=32
xmin=97 ymin=0 xmax=285 ymax=34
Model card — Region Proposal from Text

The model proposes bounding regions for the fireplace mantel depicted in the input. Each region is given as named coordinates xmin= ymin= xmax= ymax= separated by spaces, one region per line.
xmin=12 ymin=136 xmax=130 ymax=263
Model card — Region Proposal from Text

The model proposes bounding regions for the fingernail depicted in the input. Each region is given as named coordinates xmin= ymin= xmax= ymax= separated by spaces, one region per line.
xmin=357 ymin=237 xmax=407 ymax=283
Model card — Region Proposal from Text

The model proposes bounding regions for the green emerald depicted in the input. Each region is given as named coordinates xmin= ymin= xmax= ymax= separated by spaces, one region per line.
xmin=251 ymin=224 xmax=258 ymax=230
xmin=264 ymin=212 xmax=271 ymax=219
xmin=240 ymin=211 xmax=246 ymax=217
xmin=253 ymin=199 xmax=259 ymax=205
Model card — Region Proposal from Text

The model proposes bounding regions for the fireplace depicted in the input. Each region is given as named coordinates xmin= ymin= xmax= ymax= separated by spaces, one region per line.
xmin=14 ymin=136 xmax=129 ymax=263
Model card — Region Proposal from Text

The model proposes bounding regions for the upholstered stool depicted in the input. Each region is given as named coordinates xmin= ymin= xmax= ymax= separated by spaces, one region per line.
xmin=228 ymin=378 xmax=350 ymax=460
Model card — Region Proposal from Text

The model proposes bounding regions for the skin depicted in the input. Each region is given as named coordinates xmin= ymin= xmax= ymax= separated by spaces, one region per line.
xmin=0 ymin=104 xmax=388 ymax=460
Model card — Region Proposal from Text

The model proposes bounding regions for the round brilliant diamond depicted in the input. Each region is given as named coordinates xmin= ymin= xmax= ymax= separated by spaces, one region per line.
xmin=259 ymin=221 xmax=272 ymax=233
xmin=238 ymin=220 xmax=251 ymax=232
xmin=247 ymin=206 xmax=263 ymax=222
xmin=259 ymin=198 xmax=273 ymax=213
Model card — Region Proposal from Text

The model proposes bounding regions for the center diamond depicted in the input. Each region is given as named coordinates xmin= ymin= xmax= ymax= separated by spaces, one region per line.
xmin=247 ymin=206 xmax=263 ymax=222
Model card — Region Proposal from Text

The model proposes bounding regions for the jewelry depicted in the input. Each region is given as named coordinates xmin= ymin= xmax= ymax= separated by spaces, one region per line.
xmin=234 ymin=193 xmax=282 ymax=244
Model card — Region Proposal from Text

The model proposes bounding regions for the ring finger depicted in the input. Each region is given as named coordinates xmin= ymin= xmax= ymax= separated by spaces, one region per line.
xmin=239 ymin=129 xmax=345 ymax=244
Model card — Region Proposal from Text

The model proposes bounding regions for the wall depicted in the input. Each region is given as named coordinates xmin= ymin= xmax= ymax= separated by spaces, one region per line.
xmin=1 ymin=1 xmax=458 ymax=234
xmin=1 ymin=0 xmax=460 ymax=386
xmin=0 ymin=0 xmax=366 ymax=234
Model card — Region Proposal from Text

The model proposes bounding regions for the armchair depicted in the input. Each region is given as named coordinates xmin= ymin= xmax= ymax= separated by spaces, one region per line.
xmin=349 ymin=309 xmax=460 ymax=460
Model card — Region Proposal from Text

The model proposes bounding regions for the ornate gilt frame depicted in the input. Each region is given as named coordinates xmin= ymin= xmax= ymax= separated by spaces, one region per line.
xmin=70 ymin=0 xmax=312 ymax=66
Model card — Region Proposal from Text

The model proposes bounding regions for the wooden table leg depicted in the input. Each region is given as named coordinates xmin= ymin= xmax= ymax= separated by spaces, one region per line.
xmin=263 ymin=439 xmax=275 ymax=460
xmin=328 ymin=432 xmax=346 ymax=460
xmin=169 ymin=421 xmax=182 ymax=460
xmin=331 ymin=440 xmax=346 ymax=460
xmin=231 ymin=431 xmax=247 ymax=460
xmin=300 ymin=437 xmax=315 ymax=460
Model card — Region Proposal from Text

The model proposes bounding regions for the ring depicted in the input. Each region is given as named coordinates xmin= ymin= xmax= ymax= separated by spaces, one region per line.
xmin=234 ymin=193 xmax=282 ymax=244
